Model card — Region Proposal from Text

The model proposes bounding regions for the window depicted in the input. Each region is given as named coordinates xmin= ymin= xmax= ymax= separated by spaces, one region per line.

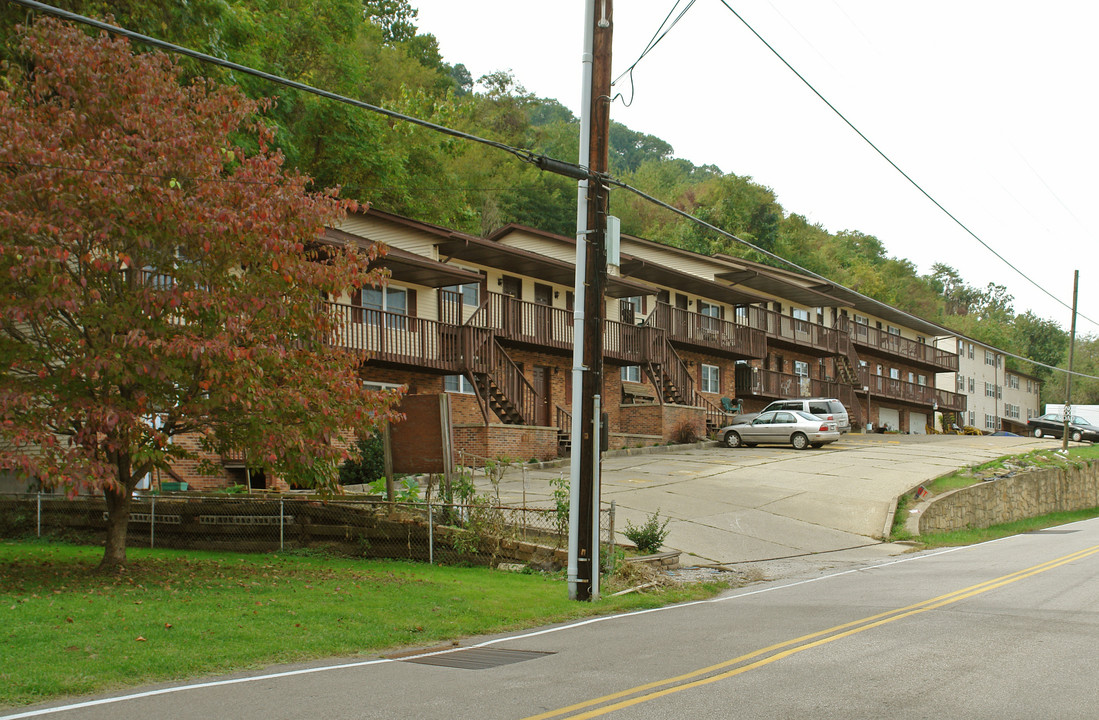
xmin=968 ymin=411 xmax=975 ymax=426
xmin=621 ymin=366 xmax=641 ymax=383
xmin=357 ymin=286 xmax=409 ymax=328
xmin=889 ymin=368 xmax=900 ymax=380
xmin=907 ymin=372 xmax=915 ymax=384
xmin=1005 ymin=403 xmax=1020 ymax=419
xmin=793 ymin=361 xmax=809 ymax=378
xmin=854 ymin=314 xmax=869 ymax=325
xmin=997 ymin=385 xmax=1002 ymax=399
xmin=968 ymin=377 xmax=975 ymax=393
xmin=735 ymin=306 xmax=749 ymax=324
xmin=443 ymin=282 xmax=480 ymax=307
xmin=444 ymin=375 xmax=475 ymax=394
xmin=957 ymin=339 xmax=964 ymax=355
xmin=985 ymin=350 xmax=996 ymax=366
xmin=968 ymin=343 xmax=974 ymax=359
xmin=698 ymin=301 xmax=722 ymax=334
xmin=985 ymin=382 xmax=995 ymax=398
xmin=1008 ymin=374 xmax=1020 ymax=390
xmin=701 ymin=364 xmax=720 ymax=394
xmin=887 ymin=325 xmax=901 ymax=336
xmin=791 ymin=308 xmax=810 ymax=322
xmin=918 ymin=374 xmax=927 ymax=386
xmin=957 ymin=374 xmax=965 ymax=391
xmin=985 ymin=414 xmax=998 ymax=430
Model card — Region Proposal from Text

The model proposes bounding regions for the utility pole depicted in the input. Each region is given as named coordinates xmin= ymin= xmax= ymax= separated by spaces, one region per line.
xmin=568 ymin=0 xmax=612 ymax=602
xmin=1062 ymin=270 xmax=1079 ymax=451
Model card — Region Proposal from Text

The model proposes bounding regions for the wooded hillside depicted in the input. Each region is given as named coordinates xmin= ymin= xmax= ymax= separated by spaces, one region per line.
xmin=2 ymin=0 xmax=1092 ymax=402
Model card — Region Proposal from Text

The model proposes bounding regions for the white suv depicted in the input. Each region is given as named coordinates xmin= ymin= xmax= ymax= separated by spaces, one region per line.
xmin=761 ymin=398 xmax=850 ymax=434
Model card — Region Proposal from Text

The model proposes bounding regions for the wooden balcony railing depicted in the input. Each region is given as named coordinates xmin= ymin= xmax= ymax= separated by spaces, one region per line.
xmin=857 ymin=368 xmax=965 ymax=411
xmin=556 ymin=405 xmax=572 ymax=434
xmin=465 ymin=291 xmax=573 ymax=351
xmin=645 ymin=302 xmax=766 ymax=359
xmin=744 ymin=306 xmax=843 ymax=356
xmin=328 ymin=301 xmax=465 ymax=371
xmin=734 ymin=366 xmax=845 ymax=400
xmin=604 ymin=320 xmax=661 ymax=364
xmin=839 ymin=318 xmax=959 ymax=372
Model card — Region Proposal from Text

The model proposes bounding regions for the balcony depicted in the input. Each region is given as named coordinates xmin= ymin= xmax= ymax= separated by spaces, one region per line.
xmin=858 ymin=368 xmax=965 ymax=411
xmin=464 ymin=291 xmax=573 ymax=353
xmin=328 ymin=301 xmax=466 ymax=372
xmin=645 ymin=302 xmax=766 ymax=360
xmin=844 ymin=320 xmax=958 ymax=372
xmin=745 ymin=307 xmax=844 ymax=357
xmin=734 ymin=366 xmax=845 ymax=400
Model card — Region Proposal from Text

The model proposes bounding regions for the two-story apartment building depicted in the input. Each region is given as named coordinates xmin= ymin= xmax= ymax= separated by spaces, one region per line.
xmin=934 ymin=335 xmax=1042 ymax=433
xmin=163 ymin=207 xmax=975 ymax=488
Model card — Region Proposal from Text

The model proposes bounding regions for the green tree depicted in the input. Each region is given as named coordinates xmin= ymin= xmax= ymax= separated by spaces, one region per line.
xmin=0 ymin=18 xmax=400 ymax=570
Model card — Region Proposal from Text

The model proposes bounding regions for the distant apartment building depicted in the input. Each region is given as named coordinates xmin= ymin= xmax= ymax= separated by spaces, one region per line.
xmin=935 ymin=336 xmax=1041 ymax=433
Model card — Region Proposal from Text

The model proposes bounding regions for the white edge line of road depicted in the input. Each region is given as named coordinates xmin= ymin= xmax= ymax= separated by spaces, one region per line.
xmin=0 ymin=532 xmax=1042 ymax=719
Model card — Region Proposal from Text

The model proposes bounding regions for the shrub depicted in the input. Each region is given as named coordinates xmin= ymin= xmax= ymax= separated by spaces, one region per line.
xmin=671 ymin=419 xmax=703 ymax=444
xmin=339 ymin=435 xmax=385 ymax=486
xmin=623 ymin=510 xmax=672 ymax=554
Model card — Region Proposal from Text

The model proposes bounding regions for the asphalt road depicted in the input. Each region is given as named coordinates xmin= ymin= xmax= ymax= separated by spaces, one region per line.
xmin=12 ymin=515 xmax=1099 ymax=719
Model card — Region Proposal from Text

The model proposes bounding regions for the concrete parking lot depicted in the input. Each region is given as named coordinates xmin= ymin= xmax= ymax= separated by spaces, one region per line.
xmin=479 ymin=433 xmax=1058 ymax=574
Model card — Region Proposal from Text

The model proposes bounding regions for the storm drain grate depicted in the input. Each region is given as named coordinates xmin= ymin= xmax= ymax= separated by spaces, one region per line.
xmin=402 ymin=648 xmax=554 ymax=670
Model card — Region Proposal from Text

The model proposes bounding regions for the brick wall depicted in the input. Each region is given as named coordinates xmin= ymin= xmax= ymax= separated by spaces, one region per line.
xmin=619 ymin=403 xmax=705 ymax=444
xmin=452 ymin=424 xmax=559 ymax=465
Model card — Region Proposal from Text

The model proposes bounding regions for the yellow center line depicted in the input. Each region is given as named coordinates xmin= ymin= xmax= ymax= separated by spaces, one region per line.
xmin=523 ymin=544 xmax=1099 ymax=720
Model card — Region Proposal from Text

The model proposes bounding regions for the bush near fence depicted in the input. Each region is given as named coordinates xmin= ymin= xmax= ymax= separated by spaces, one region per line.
xmin=0 ymin=494 xmax=614 ymax=570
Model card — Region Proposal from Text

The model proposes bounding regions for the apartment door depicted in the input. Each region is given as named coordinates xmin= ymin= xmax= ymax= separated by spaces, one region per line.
xmin=675 ymin=293 xmax=689 ymax=337
xmin=500 ymin=275 xmax=522 ymax=335
xmin=534 ymin=282 xmax=553 ymax=343
xmin=532 ymin=365 xmax=551 ymax=427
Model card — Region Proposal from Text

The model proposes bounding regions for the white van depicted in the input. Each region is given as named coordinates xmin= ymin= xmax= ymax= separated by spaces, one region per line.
xmin=761 ymin=398 xmax=851 ymax=434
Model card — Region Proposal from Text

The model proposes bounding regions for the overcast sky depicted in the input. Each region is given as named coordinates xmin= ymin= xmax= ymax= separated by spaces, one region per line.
xmin=412 ymin=0 xmax=1097 ymax=334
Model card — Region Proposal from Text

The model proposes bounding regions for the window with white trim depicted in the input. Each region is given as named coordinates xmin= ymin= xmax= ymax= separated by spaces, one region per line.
xmin=985 ymin=350 xmax=996 ymax=366
xmin=887 ymin=325 xmax=901 ymax=336
xmin=793 ymin=361 xmax=809 ymax=378
xmin=701 ymin=364 xmax=720 ymax=394
xmin=917 ymin=374 xmax=927 ymax=386
xmin=889 ymin=368 xmax=900 ymax=380
xmin=792 ymin=308 xmax=810 ymax=322
xmin=957 ymin=374 xmax=965 ymax=391
xmin=444 ymin=375 xmax=475 ymax=394
xmin=1007 ymin=374 xmax=1020 ymax=389
xmin=621 ymin=365 xmax=641 ymax=383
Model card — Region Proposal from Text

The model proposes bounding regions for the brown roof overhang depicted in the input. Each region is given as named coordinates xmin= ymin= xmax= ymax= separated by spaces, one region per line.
xmin=437 ymin=234 xmax=655 ymax=299
xmin=323 ymin=228 xmax=482 ymax=288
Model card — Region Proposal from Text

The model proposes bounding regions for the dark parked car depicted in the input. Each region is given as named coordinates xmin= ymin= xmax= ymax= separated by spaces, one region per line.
xmin=719 ymin=410 xmax=841 ymax=450
xmin=1027 ymin=413 xmax=1099 ymax=442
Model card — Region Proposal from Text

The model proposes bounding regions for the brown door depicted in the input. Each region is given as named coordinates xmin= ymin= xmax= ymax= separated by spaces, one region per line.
xmin=532 ymin=365 xmax=551 ymax=427
xmin=534 ymin=283 xmax=553 ymax=342
xmin=500 ymin=275 xmax=522 ymax=335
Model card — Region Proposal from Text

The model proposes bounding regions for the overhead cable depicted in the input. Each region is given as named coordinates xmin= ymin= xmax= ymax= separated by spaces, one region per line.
xmin=604 ymin=175 xmax=1099 ymax=381
xmin=715 ymin=0 xmax=1097 ymax=331
xmin=4 ymin=0 xmax=592 ymax=182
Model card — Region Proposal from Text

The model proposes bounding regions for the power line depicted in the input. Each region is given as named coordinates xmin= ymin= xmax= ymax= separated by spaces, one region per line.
xmin=3 ymin=0 xmax=592 ymax=182
xmin=715 ymin=0 xmax=1097 ymax=331
xmin=9 ymin=1 xmax=1092 ymax=379
xmin=604 ymin=174 xmax=1099 ymax=382
xmin=611 ymin=0 xmax=697 ymax=107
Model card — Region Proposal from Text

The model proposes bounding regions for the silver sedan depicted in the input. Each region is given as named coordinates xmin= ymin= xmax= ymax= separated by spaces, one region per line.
xmin=719 ymin=410 xmax=841 ymax=450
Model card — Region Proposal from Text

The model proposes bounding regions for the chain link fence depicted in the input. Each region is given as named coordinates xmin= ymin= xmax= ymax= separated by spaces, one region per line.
xmin=0 ymin=493 xmax=616 ymax=570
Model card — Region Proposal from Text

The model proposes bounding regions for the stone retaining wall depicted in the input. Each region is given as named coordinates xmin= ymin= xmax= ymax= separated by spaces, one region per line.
xmin=918 ymin=460 xmax=1099 ymax=534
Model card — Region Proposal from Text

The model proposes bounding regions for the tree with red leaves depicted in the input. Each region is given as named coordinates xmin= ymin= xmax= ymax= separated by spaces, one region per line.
xmin=0 ymin=17 xmax=400 ymax=570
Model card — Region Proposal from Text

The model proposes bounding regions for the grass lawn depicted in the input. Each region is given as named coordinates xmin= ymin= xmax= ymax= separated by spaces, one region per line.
xmin=0 ymin=540 xmax=727 ymax=709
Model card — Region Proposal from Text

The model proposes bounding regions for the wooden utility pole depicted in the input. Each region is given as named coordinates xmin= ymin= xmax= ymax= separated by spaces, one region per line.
xmin=1062 ymin=270 xmax=1079 ymax=451
xmin=569 ymin=0 xmax=612 ymax=601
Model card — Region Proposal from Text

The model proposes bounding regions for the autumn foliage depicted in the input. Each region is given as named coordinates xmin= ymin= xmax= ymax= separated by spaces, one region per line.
xmin=0 ymin=17 xmax=400 ymax=568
